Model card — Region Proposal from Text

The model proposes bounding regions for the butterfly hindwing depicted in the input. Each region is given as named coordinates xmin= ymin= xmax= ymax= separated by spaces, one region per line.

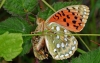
xmin=32 ymin=36 xmax=48 ymax=60
xmin=45 ymin=22 xmax=78 ymax=60
xmin=32 ymin=18 xmax=48 ymax=60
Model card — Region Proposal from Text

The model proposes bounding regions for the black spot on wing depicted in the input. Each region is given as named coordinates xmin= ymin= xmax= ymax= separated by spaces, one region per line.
xmin=78 ymin=23 xmax=81 ymax=26
xmin=80 ymin=18 xmax=82 ymax=21
xmin=66 ymin=8 xmax=70 ymax=12
xmin=72 ymin=12 xmax=75 ymax=15
xmin=57 ymin=12 xmax=62 ymax=17
xmin=66 ymin=15 xmax=70 ymax=19
xmin=72 ymin=7 xmax=76 ymax=9
xmin=53 ymin=16 xmax=56 ymax=19
xmin=61 ymin=11 xmax=65 ymax=16
xmin=67 ymin=23 xmax=69 ymax=26
xmin=63 ymin=18 xmax=66 ymax=22
xmin=72 ymin=20 xmax=76 ymax=24
xmin=73 ymin=25 xmax=78 ymax=30
xmin=74 ymin=16 xmax=77 ymax=19
xmin=55 ymin=14 xmax=59 ymax=20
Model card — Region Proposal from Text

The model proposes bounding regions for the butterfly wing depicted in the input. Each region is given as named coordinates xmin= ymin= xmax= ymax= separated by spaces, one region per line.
xmin=45 ymin=22 xmax=78 ymax=60
xmin=32 ymin=18 xmax=48 ymax=60
xmin=46 ymin=5 xmax=90 ymax=32
xmin=32 ymin=36 xmax=48 ymax=60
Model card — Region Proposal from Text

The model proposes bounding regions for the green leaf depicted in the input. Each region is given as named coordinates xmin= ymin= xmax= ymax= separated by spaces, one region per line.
xmin=0 ymin=17 xmax=34 ymax=56
xmin=0 ymin=32 xmax=23 ymax=61
xmin=3 ymin=0 xmax=38 ymax=16
xmin=96 ymin=0 xmax=100 ymax=8
xmin=52 ymin=60 xmax=68 ymax=63
xmin=71 ymin=47 xmax=100 ymax=63
xmin=20 ymin=36 xmax=32 ymax=56
xmin=38 ymin=2 xmax=81 ymax=20
xmin=0 ymin=17 xmax=33 ymax=34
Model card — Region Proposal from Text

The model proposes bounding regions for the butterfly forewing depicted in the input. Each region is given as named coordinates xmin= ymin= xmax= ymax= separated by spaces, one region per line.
xmin=45 ymin=22 xmax=78 ymax=60
xmin=46 ymin=5 xmax=90 ymax=32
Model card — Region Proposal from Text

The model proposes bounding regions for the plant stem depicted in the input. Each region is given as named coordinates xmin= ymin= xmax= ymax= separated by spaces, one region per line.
xmin=23 ymin=34 xmax=41 ymax=36
xmin=77 ymin=48 xmax=86 ymax=54
xmin=0 ymin=0 xmax=6 ymax=9
xmin=23 ymin=33 xmax=100 ymax=36
xmin=78 ymin=36 xmax=90 ymax=51
xmin=42 ymin=0 xmax=56 ymax=12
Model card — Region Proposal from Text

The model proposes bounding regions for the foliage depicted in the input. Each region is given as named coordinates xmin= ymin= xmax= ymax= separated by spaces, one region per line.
xmin=0 ymin=0 xmax=100 ymax=63
xmin=3 ymin=0 xmax=38 ymax=16
xmin=71 ymin=47 xmax=100 ymax=63
xmin=38 ymin=1 xmax=80 ymax=20
xmin=0 ymin=32 xmax=23 ymax=61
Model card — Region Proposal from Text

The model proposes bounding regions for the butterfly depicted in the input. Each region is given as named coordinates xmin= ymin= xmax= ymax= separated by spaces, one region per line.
xmin=32 ymin=5 xmax=90 ymax=60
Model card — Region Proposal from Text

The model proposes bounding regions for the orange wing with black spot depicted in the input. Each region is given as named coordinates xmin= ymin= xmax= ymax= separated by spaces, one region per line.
xmin=46 ymin=5 xmax=90 ymax=32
